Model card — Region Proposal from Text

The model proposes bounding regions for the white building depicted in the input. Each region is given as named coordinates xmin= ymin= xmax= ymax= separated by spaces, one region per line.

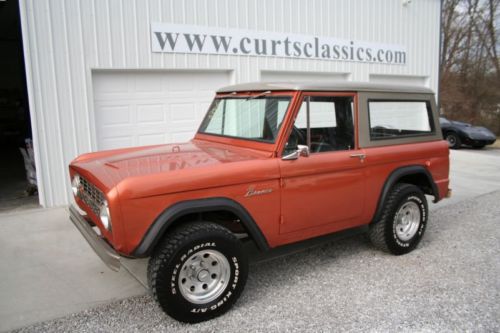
xmin=17 ymin=0 xmax=441 ymax=207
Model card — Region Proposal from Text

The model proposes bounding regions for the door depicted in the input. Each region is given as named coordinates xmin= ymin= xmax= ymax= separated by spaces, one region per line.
xmin=279 ymin=93 xmax=366 ymax=234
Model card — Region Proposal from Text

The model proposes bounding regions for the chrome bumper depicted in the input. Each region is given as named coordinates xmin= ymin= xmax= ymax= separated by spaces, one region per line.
xmin=69 ymin=205 xmax=120 ymax=271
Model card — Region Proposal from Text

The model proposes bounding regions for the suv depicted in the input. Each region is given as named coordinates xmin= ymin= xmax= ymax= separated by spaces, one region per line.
xmin=69 ymin=82 xmax=450 ymax=323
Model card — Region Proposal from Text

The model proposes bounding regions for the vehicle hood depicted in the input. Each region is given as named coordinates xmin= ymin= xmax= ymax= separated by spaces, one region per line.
xmin=70 ymin=139 xmax=273 ymax=192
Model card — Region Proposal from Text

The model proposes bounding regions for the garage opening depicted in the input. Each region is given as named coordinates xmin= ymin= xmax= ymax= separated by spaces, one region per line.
xmin=0 ymin=0 xmax=38 ymax=212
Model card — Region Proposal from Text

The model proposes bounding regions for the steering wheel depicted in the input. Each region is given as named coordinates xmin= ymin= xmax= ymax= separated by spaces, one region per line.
xmin=291 ymin=126 xmax=306 ymax=146
xmin=284 ymin=126 xmax=306 ymax=154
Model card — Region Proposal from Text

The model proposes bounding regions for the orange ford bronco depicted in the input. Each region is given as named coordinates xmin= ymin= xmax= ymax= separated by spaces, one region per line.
xmin=69 ymin=82 xmax=450 ymax=323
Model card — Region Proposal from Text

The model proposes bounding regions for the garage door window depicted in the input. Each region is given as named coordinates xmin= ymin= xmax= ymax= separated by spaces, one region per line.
xmin=199 ymin=96 xmax=291 ymax=142
xmin=368 ymin=100 xmax=434 ymax=139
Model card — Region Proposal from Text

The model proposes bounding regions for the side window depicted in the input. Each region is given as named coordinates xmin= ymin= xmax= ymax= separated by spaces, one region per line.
xmin=368 ymin=100 xmax=434 ymax=139
xmin=284 ymin=96 xmax=354 ymax=154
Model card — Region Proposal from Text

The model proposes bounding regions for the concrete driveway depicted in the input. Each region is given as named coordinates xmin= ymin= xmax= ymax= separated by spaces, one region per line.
xmin=0 ymin=208 xmax=146 ymax=332
xmin=1 ymin=148 xmax=499 ymax=332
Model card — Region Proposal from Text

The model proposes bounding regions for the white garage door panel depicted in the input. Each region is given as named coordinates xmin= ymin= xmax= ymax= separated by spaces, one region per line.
xmin=93 ymin=71 xmax=230 ymax=150
xmin=171 ymin=103 xmax=195 ymax=121
xmin=137 ymin=104 xmax=164 ymax=123
xmin=99 ymin=105 xmax=131 ymax=125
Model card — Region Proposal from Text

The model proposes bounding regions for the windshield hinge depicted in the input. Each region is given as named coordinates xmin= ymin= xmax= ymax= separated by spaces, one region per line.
xmin=246 ymin=90 xmax=271 ymax=100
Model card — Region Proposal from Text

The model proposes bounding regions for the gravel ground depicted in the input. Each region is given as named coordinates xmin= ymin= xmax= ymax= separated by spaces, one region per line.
xmin=14 ymin=191 xmax=500 ymax=333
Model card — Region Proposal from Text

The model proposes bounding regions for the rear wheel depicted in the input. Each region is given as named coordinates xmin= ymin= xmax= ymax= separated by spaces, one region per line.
xmin=445 ymin=132 xmax=461 ymax=149
xmin=148 ymin=222 xmax=248 ymax=323
xmin=369 ymin=183 xmax=428 ymax=255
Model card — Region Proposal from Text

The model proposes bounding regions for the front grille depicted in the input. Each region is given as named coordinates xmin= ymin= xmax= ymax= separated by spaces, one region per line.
xmin=78 ymin=177 xmax=105 ymax=216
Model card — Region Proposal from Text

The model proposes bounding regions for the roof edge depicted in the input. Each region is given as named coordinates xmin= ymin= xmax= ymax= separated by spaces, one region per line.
xmin=217 ymin=81 xmax=434 ymax=94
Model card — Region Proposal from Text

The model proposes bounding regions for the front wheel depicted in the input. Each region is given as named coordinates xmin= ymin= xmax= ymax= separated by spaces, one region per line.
xmin=148 ymin=222 xmax=248 ymax=323
xmin=369 ymin=183 xmax=428 ymax=255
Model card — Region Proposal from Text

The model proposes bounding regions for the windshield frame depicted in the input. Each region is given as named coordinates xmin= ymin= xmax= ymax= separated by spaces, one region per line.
xmin=195 ymin=91 xmax=297 ymax=151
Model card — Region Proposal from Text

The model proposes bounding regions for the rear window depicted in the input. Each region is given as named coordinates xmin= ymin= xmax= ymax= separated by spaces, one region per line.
xmin=368 ymin=100 xmax=434 ymax=140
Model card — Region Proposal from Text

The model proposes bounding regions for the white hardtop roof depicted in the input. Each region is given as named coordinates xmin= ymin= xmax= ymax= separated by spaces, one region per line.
xmin=217 ymin=81 xmax=434 ymax=94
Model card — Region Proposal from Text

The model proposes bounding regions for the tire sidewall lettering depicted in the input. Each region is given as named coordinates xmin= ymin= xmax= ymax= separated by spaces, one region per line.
xmin=392 ymin=194 xmax=427 ymax=248
xmin=169 ymin=241 xmax=240 ymax=315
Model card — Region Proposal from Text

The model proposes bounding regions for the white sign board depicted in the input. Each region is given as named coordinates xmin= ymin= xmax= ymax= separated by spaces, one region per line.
xmin=151 ymin=23 xmax=407 ymax=65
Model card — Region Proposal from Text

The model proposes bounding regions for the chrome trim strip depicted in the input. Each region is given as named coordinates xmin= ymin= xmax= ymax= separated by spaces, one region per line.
xmin=69 ymin=205 xmax=120 ymax=271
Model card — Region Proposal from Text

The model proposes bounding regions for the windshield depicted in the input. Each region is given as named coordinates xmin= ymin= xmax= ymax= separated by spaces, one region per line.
xmin=198 ymin=96 xmax=292 ymax=143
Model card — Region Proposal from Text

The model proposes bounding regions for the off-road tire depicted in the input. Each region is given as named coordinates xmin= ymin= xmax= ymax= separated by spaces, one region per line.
xmin=445 ymin=132 xmax=461 ymax=149
xmin=369 ymin=183 xmax=428 ymax=255
xmin=147 ymin=222 xmax=248 ymax=323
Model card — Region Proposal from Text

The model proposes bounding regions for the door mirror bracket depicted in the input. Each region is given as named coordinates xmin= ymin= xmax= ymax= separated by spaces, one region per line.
xmin=282 ymin=145 xmax=310 ymax=160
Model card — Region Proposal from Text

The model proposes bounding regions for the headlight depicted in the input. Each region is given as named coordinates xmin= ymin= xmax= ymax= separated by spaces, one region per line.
xmin=99 ymin=200 xmax=112 ymax=231
xmin=71 ymin=175 xmax=81 ymax=196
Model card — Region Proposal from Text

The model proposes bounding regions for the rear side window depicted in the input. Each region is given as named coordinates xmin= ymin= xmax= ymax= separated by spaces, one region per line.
xmin=368 ymin=100 xmax=434 ymax=139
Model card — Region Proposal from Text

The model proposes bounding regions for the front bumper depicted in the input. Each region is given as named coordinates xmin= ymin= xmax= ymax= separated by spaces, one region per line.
xmin=462 ymin=137 xmax=496 ymax=146
xmin=69 ymin=205 xmax=121 ymax=271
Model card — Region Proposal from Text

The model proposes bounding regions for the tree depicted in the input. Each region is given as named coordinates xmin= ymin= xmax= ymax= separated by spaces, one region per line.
xmin=440 ymin=0 xmax=500 ymax=135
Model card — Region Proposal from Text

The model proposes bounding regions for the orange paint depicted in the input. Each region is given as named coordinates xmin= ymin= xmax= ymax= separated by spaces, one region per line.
xmin=69 ymin=89 xmax=450 ymax=255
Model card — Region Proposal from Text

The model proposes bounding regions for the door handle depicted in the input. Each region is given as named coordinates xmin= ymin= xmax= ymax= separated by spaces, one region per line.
xmin=350 ymin=153 xmax=366 ymax=161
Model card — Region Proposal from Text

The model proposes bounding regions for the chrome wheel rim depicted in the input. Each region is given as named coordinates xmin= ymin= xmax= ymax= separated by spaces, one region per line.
xmin=395 ymin=202 xmax=421 ymax=241
xmin=178 ymin=249 xmax=230 ymax=304
xmin=446 ymin=135 xmax=456 ymax=147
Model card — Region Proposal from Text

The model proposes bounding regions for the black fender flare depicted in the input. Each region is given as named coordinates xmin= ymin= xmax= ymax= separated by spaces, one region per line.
xmin=442 ymin=128 xmax=459 ymax=137
xmin=371 ymin=165 xmax=439 ymax=223
xmin=132 ymin=197 xmax=270 ymax=257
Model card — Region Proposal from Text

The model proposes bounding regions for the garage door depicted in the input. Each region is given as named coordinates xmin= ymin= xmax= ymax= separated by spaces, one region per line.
xmin=92 ymin=71 xmax=230 ymax=150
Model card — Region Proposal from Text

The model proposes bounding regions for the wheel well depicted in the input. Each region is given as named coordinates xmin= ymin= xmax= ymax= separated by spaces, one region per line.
xmin=150 ymin=210 xmax=256 ymax=256
xmin=371 ymin=166 xmax=440 ymax=224
xmin=132 ymin=197 xmax=270 ymax=257
xmin=443 ymin=129 xmax=458 ymax=138
xmin=397 ymin=173 xmax=435 ymax=196
xmin=169 ymin=210 xmax=248 ymax=235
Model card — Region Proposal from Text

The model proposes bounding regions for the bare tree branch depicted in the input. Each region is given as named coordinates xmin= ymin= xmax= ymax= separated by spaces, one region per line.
xmin=440 ymin=0 xmax=500 ymax=134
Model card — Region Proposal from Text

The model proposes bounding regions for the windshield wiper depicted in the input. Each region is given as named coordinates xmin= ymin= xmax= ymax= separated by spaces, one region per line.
xmin=245 ymin=90 xmax=271 ymax=100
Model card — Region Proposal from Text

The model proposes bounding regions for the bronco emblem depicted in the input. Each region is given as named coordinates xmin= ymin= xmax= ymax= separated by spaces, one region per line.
xmin=244 ymin=186 xmax=273 ymax=197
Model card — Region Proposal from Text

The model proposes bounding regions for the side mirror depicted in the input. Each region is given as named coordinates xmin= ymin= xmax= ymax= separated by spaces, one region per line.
xmin=282 ymin=145 xmax=310 ymax=160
